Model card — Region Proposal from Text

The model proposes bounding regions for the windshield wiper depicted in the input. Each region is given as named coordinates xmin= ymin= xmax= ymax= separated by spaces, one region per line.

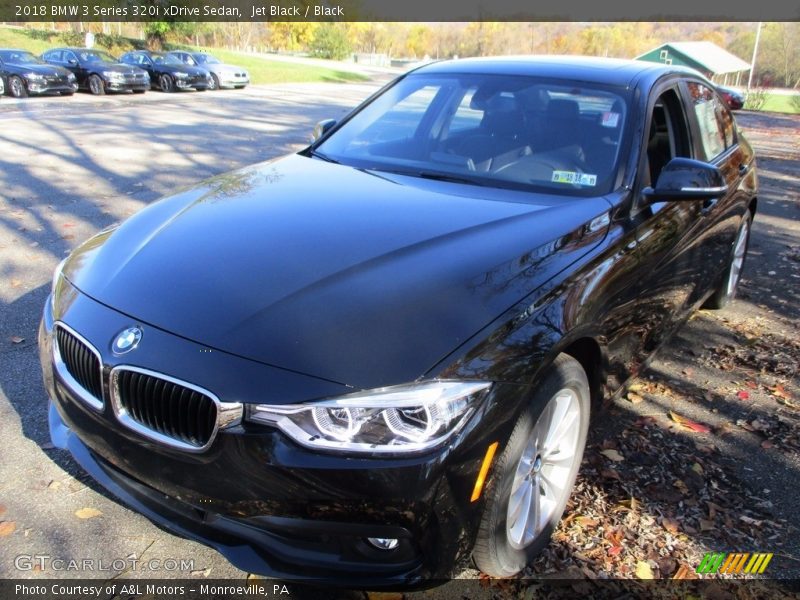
xmin=308 ymin=149 xmax=340 ymax=164
xmin=417 ymin=171 xmax=485 ymax=187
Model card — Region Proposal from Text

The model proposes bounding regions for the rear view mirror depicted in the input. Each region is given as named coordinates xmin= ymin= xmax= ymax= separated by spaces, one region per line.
xmin=312 ymin=119 xmax=337 ymax=142
xmin=643 ymin=157 xmax=727 ymax=202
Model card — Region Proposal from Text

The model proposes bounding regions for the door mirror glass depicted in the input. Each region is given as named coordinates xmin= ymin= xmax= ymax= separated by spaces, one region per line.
xmin=312 ymin=119 xmax=337 ymax=142
xmin=644 ymin=157 xmax=727 ymax=202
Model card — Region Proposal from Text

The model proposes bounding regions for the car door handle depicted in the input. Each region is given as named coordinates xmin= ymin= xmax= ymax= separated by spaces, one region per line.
xmin=739 ymin=163 xmax=749 ymax=176
xmin=701 ymin=198 xmax=718 ymax=216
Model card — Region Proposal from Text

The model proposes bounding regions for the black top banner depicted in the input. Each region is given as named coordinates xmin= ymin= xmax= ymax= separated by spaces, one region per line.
xmin=2 ymin=0 xmax=799 ymax=22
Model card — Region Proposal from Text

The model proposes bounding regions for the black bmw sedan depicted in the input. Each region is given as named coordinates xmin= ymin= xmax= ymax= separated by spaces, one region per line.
xmin=41 ymin=57 xmax=757 ymax=586
xmin=42 ymin=47 xmax=149 ymax=95
xmin=0 ymin=48 xmax=76 ymax=97
xmin=119 ymin=50 xmax=211 ymax=92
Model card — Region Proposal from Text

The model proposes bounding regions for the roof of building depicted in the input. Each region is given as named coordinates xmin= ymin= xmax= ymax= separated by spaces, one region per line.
xmin=636 ymin=41 xmax=751 ymax=75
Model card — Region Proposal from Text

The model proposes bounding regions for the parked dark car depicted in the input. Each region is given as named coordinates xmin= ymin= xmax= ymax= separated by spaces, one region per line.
xmin=41 ymin=57 xmax=757 ymax=586
xmin=718 ymin=85 xmax=745 ymax=110
xmin=42 ymin=47 xmax=149 ymax=95
xmin=119 ymin=50 xmax=211 ymax=92
xmin=0 ymin=48 xmax=76 ymax=97
xmin=168 ymin=51 xmax=249 ymax=90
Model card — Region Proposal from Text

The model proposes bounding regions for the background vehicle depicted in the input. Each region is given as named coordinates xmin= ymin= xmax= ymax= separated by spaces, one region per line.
xmin=0 ymin=48 xmax=76 ymax=98
xmin=119 ymin=51 xmax=211 ymax=92
xmin=717 ymin=85 xmax=745 ymax=110
xmin=41 ymin=57 xmax=757 ymax=585
xmin=168 ymin=51 xmax=249 ymax=90
xmin=42 ymin=48 xmax=149 ymax=95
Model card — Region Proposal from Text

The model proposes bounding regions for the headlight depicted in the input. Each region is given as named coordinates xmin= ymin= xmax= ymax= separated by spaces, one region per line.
xmin=103 ymin=71 xmax=125 ymax=80
xmin=26 ymin=72 xmax=45 ymax=81
xmin=50 ymin=257 xmax=68 ymax=310
xmin=248 ymin=381 xmax=491 ymax=454
xmin=67 ymin=73 xmax=76 ymax=82
xmin=173 ymin=72 xmax=188 ymax=78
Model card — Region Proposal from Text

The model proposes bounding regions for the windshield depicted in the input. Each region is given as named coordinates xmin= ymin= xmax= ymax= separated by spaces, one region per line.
xmin=78 ymin=50 xmax=117 ymax=63
xmin=0 ymin=50 xmax=43 ymax=64
xmin=152 ymin=53 xmax=182 ymax=66
xmin=193 ymin=54 xmax=221 ymax=65
xmin=316 ymin=73 xmax=630 ymax=196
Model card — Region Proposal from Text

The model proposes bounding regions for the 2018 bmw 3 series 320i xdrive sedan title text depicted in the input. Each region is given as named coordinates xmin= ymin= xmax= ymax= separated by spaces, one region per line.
xmin=41 ymin=57 xmax=757 ymax=586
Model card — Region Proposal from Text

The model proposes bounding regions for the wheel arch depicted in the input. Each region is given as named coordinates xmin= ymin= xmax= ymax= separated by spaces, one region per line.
xmin=558 ymin=336 xmax=606 ymax=411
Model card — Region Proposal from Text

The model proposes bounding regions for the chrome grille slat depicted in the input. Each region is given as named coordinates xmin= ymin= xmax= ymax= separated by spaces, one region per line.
xmin=112 ymin=367 xmax=219 ymax=451
xmin=54 ymin=324 xmax=103 ymax=410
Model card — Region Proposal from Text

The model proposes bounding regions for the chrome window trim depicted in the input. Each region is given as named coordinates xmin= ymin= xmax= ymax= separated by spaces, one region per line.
xmin=109 ymin=365 xmax=242 ymax=453
xmin=52 ymin=321 xmax=104 ymax=412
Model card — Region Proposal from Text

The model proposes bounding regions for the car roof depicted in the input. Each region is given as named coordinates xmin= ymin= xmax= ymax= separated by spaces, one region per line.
xmin=414 ymin=55 xmax=703 ymax=88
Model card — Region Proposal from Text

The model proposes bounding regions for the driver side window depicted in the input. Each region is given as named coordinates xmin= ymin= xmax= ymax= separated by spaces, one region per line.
xmin=645 ymin=88 xmax=691 ymax=187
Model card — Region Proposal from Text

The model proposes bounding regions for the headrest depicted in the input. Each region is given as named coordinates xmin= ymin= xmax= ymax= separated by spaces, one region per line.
xmin=546 ymin=99 xmax=580 ymax=120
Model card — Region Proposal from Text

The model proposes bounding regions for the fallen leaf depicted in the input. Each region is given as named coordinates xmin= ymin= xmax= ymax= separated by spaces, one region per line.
xmin=627 ymin=392 xmax=644 ymax=404
xmin=576 ymin=516 xmax=599 ymax=527
xmin=761 ymin=439 xmax=775 ymax=449
xmin=770 ymin=384 xmax=791 ymax=400
xmin=75 ymin=507 xmax=102 ymax=519
xmin=600 ymin=449 xmax=624 ymax=462
xmin=633 ymin=416 xmax=657 ymax=427
xmin=691 ymin=462 xmax=704 ymax=475
xmin=635 ymin=561 xmax=654 ymax=579
xmin=601 ymin=468 xmax=621 ymax=480
xmin=608 ymin=545 xmax=623 ymax=557
xmin=673 ymin=564 xmax=698 ymax=580
xmin=700 ymin=519 xmax=715 ymax=531
xmin=669 ymin=411 xmax=711 ymax=433
xmin=10 ymin=279 xmax=21 ymax=288
xmin=737 ymin=390 xmax=751 ymax=401
xmin=0 ymin=521 xmax=16 ymax=536
xmin=662 ymin=518 xmax=680 ymax=534
xmin=10 ymin=336 xmax=24 ymax=344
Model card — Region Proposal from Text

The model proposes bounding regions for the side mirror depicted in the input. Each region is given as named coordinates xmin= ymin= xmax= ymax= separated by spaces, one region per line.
xmin=68 ymin=58 xmax=78 ymax=66
xmin=643 ymin=157 xmax=727 ymax=202
xmin=312 ymin=119 xmax=337 ymax=142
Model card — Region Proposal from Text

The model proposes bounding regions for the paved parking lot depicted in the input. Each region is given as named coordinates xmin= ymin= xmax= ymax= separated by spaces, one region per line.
xmin=1 ymin=84 xmax=798 ymax=591
xmin=0 ymin=83 xmax=382 ymax=581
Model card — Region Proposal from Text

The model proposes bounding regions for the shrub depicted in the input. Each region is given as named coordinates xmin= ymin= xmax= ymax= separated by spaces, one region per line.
xmin=744 ymin=88 xmax=768 ymax=111
xmin=789 ymin=93 xmax=800 ymax=113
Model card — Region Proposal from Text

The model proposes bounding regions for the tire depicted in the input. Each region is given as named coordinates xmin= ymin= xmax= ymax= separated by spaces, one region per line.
xmin=9 ymin=75 xmax=28 ymax=98
xmin=473 ymin=354 xmax=590 ymax=577
xmin=159 ymin=74 xmax=174 ymax=93
xmin=209 ymin=73 xmax=220 ymax=90
xmin=88 ymin=74 xmax=106 ymax=96
xmin=703 ymin=212 xmax=752 ymax=310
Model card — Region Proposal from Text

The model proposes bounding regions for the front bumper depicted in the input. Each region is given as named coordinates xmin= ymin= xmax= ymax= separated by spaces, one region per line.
xmin=39 ymin=285 xmax=520 ymax=586
xmin=106 ymin=80 xmax=149 ymax=92
xmin=218 ymin=74 xmax=249 ymax=88
xmin=27 ymin=80 xmax=77 ymax=95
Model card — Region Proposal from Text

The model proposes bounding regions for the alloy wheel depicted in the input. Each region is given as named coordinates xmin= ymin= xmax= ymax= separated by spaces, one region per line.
xmin=506 ymin=388 xmax=581 ymax=549
xmin=726 ymin=218 xmax=750 ymax=297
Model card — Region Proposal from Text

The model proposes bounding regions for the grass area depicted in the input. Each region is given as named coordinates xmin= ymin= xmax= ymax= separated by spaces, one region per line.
xmin=759 ymin=93 xmax=800 ymax=114
xmin=0 ymin=26 xmax=368 ymax=85
xmin=200 ymin=48 xmax=367 ymax=84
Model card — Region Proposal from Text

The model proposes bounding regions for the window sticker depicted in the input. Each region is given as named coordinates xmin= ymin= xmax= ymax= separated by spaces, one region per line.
xmin=601 ymin=111 xmax=620 ymax=128
xmin=552 ymin=171 xmax=597 ymax=186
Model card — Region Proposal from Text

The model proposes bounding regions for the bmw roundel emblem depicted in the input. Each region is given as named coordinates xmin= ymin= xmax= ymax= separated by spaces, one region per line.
xmin=112 ymin=327 xmax=143 ymax=354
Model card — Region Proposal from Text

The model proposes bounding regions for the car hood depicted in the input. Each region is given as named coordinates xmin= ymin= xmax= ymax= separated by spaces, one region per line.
xmin=167 ymin=65 xmax=207 ymax=77
xmin=94 ymin=62 xmax=144 ymax=74
xmin=64 ymin=154 xmax=611 ymax=389
xmin=11 ymin=63 xmax=70 ymax=77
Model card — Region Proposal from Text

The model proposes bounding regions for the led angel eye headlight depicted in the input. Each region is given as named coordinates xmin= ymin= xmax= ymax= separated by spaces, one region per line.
xmin=249 ymin=381 xmax=491 ymax=455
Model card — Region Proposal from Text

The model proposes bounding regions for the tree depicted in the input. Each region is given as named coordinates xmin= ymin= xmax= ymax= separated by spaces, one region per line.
xmin=309 ymin=24 xmax=351 ymax=60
